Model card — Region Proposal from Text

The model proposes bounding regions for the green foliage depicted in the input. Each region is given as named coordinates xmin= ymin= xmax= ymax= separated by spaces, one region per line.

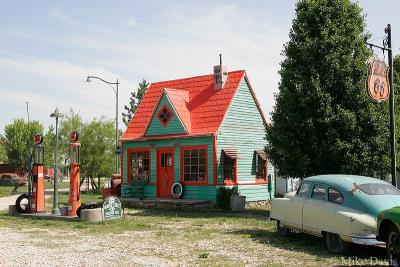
xmin=266 ymin=0 xmax=390 ymax=178
xmin=122 ymin=79 xmax=149 ymax=126
xmin=1 ymin=119 xmax=44 ymax=173
xmin=217 ymin=187 xmax=238 ymax=210
xmin=43 ymin=125 xmax=55 ymax=167
xmin=393 ymin=55 xmax=400 ymax=169
xmin=59 ymin=109 xmax=84 ymax=153
xmin=80 ymin=117 xmax=115 ymax=181
xmin=0 ymin=141 xmax=7 ymax=163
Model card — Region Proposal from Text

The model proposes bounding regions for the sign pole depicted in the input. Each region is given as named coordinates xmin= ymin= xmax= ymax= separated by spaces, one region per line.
xmin=366 ymin=24 xmax=396 ymax=186
xmin=386 ymin=24 xmax=397 ymax=187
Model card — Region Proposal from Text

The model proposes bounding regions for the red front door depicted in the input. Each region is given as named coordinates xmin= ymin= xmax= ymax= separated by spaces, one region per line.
xmin=157 ymin=148 xmax=174 ymax=197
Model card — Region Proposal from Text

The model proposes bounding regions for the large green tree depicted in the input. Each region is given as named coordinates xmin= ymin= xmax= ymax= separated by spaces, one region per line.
xmin=393 ymin=55 xmax=400 ymax=168
xmin=43 ymin=125 xmax=55 ymax=167
xmin=266 ymin=0 xmax=390 ymax=178
xmin=80 ymin=117 xmax=115 ymax=191
xmin=122 ymin=79 xmax=149 ymax=126
xmin=1 ymin=119 xmax=44 ymax=173
xmin=0 ymin=141 xmax=7 ymax=163
xmin=59 ymin=109 xmax=83 ymax=156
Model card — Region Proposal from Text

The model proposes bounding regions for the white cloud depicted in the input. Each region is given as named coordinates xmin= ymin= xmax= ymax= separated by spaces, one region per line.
xmin=125 ymin=16 xmax=139 ymax=27
xmin=0 ymin=55 xmax=138 ymax=132
xmin=0 ymin=3 xmax=292 ymax=134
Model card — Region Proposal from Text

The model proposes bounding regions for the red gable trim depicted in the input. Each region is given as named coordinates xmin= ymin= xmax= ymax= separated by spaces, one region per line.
xmin=215 ymin=73 xmax=268 ymax=135
xmin=142 ymin=89 xmax=189 ymax=136
xmin=164 ymin=88 xmax=191 ymax=132
xmin=244 ymin=74 xmax=268 ymax=127
xmin=141 ymin=92 xmax=165 ymax=137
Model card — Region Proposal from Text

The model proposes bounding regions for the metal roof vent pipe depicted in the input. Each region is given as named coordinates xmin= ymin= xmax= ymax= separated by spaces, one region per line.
xmin=213 ymin=54 xmax=228 ymax=89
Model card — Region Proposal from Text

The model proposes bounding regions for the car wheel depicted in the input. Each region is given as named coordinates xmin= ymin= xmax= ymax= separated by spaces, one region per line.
xmin=324 ymin=232 xmax=350 ymax=254
xmin=276 ymin=220 xmax=291 ymax=237
xmin=387 ymin=226 xmax=400 ymax=266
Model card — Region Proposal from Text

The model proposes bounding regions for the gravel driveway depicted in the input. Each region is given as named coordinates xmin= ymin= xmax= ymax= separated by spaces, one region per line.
xmin=0 ymin=227 xmax=184 ymax=267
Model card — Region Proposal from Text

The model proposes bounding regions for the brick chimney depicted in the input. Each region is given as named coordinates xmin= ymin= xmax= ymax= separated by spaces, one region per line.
xmin=213 ymin=54 xmax=228 ymax=89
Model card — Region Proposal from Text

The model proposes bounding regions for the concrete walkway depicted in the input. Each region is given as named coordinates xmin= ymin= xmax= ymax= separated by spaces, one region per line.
xmin=0 ymin=189 xmax=69 ymax=211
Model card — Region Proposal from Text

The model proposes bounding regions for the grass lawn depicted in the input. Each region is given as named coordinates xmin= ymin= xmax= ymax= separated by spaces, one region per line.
xmin=0 ymin=206 xmax=387 ymax=266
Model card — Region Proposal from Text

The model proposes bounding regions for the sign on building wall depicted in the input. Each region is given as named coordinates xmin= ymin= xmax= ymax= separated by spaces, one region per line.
xmin=103 ymin=196 xmax=123 ymax=221
xmin=366 ymin=56 xmax=390 ymax=103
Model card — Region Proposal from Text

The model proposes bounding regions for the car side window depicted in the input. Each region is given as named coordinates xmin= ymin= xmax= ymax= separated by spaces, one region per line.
xmin=297 ymin=182 xmax=311 ymax=198
xmin=328 ymin=188 xmax=344 ymax=205
xmin=311 ymin=184 xmax=326 ymax=201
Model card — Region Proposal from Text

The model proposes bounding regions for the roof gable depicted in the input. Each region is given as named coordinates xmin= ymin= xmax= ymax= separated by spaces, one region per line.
xmin=164 ymin=88 xmax=191 ymax=132
xmin=121 ymin=70 xmax=266 ymax=141
xmin=145 ymin=93 xmax=187 ymax=136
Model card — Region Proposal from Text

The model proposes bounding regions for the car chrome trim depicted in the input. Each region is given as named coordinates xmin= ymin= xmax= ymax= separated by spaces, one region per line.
xmin=349 ymin=235 xmax=385 ymax=246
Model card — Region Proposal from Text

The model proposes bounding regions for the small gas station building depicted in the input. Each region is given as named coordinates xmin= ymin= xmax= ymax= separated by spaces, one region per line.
xmin=119 ymin=63 xmax=275 ymax=203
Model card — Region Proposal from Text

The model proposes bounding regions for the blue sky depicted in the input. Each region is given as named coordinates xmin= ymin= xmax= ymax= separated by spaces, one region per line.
xmin=0 ymin=0 xmax=399 ymax=134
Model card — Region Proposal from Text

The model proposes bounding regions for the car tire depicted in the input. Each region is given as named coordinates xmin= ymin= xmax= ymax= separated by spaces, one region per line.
xmin=387 ymin=226 xmax=400 ymax=266
xmin=15 ymin=193 xmax=31 ymax=213
xmin=276 ymin=220 xmax=291 ymax=237
xmin=324 ymin=232 xmax=350 ymax=254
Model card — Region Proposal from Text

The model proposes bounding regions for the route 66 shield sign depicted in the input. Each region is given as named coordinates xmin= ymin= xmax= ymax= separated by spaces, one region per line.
xmin=366 ymin=56 xmax=390 ymax=103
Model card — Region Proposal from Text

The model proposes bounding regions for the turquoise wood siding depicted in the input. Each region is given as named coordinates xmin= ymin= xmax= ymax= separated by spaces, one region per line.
xmin=216 ymin=78 xmax=275 ymax=200
xmin=146 ymin=94 xmax=186 ymax=136
xmin=121 ymin=136 xmax=215 ymax=201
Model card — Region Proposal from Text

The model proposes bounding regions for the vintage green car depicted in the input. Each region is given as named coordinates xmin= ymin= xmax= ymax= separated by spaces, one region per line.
xmin=377 ymin=206 xmax=400 ymax=265
xmin=270 ymin=175 xmax=400 ymax=254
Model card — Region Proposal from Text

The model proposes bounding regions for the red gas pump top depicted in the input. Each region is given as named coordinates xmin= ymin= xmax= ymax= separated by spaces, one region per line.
xmin=71 ymin=131 xmax=79 ymax=142
xmin=34 ymin=134 xmax=43 ymax=144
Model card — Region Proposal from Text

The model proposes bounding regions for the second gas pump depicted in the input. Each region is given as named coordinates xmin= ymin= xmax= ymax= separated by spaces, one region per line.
xmin=68 ymin=131 xmax=81 ymax=216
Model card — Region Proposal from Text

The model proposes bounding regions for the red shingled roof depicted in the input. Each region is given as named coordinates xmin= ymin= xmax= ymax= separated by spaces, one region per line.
xmin=164 ymin=88 xmax=191 ymax=132
xmin=121 ymin=70 xmax=264 ymax=140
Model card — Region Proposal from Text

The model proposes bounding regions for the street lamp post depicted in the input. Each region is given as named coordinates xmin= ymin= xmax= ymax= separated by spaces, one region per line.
xmin=25 ymin=101 xmax=30 ymax=124
xmin=50 ymin=108 xmax=64 ymax=215
xmin=85 ymin=76 xmax=120 ymax=174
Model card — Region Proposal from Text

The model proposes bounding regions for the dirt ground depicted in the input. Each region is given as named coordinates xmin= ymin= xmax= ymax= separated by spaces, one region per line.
xmin=0 ymin=209 xmax=388 ymax=267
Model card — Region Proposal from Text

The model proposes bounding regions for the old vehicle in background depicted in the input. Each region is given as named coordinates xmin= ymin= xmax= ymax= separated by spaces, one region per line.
xmin=270 ymin=175 xmax=400 ymax=254
xmin=0 ymin=173 xmax=27 ymax=186
xmin=102 ymin=174 xmax=121 ymax=200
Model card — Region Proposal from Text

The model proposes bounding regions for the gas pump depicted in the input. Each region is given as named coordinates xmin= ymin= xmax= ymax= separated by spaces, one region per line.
xmin=68 ymin=131 xmax=81 ymax=216
xmin=31 ymin=134 xmax=45 ymax=212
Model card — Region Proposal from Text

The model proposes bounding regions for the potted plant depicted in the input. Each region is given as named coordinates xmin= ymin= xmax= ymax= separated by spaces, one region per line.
xmin=230 ymin=188 xmax=246 ymax=212
xmin=217 ymin=186 xmax=246 ymax=211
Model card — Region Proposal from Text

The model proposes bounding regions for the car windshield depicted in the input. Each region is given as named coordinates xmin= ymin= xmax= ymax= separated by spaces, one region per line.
xmin=358 ymin=183 xmax=400 ymax=195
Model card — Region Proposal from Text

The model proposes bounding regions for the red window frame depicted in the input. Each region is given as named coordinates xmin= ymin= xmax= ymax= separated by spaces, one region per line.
xmin=157 ymin=104 xmax=174 ymax=126
xmin=180 ymin=145 xmax=208 ymax=185
xmin=255 ymin=155 xmax=267 ymax=184
xmin=223 ymin=154 xmax=237 ymax=185
xmin=126 ymin=148 xmax=151 ymax=184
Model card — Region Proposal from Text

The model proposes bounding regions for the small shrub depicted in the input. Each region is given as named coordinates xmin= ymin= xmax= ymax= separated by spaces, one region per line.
xmin=217 ymin=186 xmax=238 ymax=210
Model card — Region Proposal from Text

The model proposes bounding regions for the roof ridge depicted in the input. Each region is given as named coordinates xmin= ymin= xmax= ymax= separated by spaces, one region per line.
xmin=164 ymin=88 xmax=188 ymax=93
xmin=151 ymin=70 xmax=245 ymax=86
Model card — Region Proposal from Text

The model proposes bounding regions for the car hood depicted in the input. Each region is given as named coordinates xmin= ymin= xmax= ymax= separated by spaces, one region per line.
xmin=358 ymin=194 xmax=400 ymax=218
